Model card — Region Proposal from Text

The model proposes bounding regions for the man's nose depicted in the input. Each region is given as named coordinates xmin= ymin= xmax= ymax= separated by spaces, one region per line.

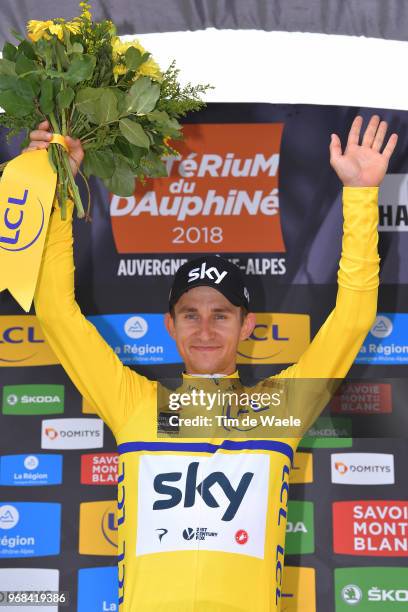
xmin=197 ymin=318 xmax=215 ymax=341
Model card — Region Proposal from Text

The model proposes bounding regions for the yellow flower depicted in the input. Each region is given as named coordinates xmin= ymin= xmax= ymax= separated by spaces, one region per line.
xmin=27 ymin=19 xmax=67 ymax=41
xmin=112 ymin=37 xmax=163 ymax=82
xmin=79 ymin=2 xmax=92 ymax=20
xmin=48 ymin=23 xmax=64 ymax=41
xmin=113 ymin=63 xmax=127 ymax=80
xmin=27 ymin=20 xmax=54 ymax=42
xmin=137 ymin=57 xmax=162 ymax=82
xmin=66 ymin=21 xmax=81 ymax=35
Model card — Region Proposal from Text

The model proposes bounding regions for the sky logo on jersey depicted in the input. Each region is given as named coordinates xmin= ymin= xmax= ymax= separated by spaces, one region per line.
xmin=0 ymin=454 xmax=63 ymax=486
xmin=79 ymin=501 xmax=117 ymax=555
xmin=290 ymin=452 xmax=313 ymax=484
xmin=110 ymin=123 xmax=285 ymax=255
xmin=0 ymin=568 xmax=59 ymax=604
xmin=0 ymin=316 xmax=58 ymax=367
xmin=81 ymin=453 xmax=119 ymax=485
xmin=300 ymin=416 xmax=353 ymax=448
xmin=330 ymin=381 xmax=392 ymax=414
xmin=282 ymin=566 xmax=316 ymax=611
xmin=335 ymin=567 xmax=408 ymax=610
xmin=77 ymin=566 xmax=118 ymax=612
xmin=137 ymin=453 xmax=270 ymax=558
xmin=333 ymin=500 xmax=408 ymax=556
xmin=331 ymin=453 xmax=394 ymax=485
xmin=237 ymin=313 xmax=310 ymax=364
xmin=0 ymin=502 xmax=60 ymax=558
xmin=2 ymin=384 xmax=64 ymax=415
xmin=86 ymin=313 xmax=182 ymax=365
xmin=41 ymin=418 xmax=104 ymax=449
xmin=356 ymin=313 xmax=408 ymax=364
xmin=285 ymin=501 xmax=315 ymax=554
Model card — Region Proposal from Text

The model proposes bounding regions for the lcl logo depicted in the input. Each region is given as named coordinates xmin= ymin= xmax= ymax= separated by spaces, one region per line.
xmin=0 ymin=189 xmax=44 ymax=252
xmin=250 ymin=324 xmax=289 ymax=342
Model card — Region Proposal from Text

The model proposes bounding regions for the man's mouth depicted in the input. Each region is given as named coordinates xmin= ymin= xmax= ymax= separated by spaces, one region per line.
xmin=190 ymin=346 xmax=221 ymax=352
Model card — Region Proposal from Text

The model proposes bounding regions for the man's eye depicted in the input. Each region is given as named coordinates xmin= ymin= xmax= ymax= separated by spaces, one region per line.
xmin=214 ymin=314 xmax=227 ymax=319
xmin=185 ymin=313 xmax=198 ymax=319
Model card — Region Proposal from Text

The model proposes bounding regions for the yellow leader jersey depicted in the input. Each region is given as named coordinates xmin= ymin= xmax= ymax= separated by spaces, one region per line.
xmin=34 ymin=187 xmax=379 ymax=612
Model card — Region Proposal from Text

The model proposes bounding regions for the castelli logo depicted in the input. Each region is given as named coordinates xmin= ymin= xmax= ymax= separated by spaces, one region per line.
xmin=45 ymin=427 xmax=58 ymax=440
xmin=335 ymin=462 xmax=348 ymax=475
xmin=235 ymin=529 xmax=248 ymax=545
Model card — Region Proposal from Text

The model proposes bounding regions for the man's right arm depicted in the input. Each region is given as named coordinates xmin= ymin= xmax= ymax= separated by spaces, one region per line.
xmin=34 ymin=194 xmax=154 ymax=437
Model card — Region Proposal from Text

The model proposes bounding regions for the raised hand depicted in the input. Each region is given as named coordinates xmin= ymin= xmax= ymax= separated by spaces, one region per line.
xmin=330 ymin=115 xmax=398 ymax=187
xmin=22 ymin=120 xmax=84 ymax=178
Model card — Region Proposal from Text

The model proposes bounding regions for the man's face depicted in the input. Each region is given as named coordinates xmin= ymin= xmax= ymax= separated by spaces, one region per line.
xmin=165 ymin=286 xmax=256 ymax=375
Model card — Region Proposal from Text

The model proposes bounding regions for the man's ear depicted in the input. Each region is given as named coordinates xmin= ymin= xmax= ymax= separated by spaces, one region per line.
xmin=164 ymin=312 xmax=176 ymax=339
xmin=240 ymin=312 xmax=256 ymax=341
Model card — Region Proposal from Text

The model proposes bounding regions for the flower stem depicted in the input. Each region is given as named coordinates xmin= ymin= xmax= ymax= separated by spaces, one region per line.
xmin=49 ymin=111 xmax=85 ymax=218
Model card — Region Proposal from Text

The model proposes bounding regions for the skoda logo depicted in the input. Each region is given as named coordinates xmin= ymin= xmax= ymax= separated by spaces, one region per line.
xmin=124 ymin=316 xmax=148 ymax=339
xmin=370 ymin=315 xmax=393 ymax=338
xmin=341 ymin=584 xmax=363 ymax=605
xmin=183 ymin=527 xmax=195 ymax=540
xmin=6 ymin=394 xmax=18 ymax=406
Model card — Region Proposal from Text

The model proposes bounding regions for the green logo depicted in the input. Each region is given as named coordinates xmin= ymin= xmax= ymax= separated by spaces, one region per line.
xmin=300 ymin=416 xmax=352 ymax=448
xmin=2 ymin=384 xmax=64 ymax=415
xmin=285 ymin=501 xmax=314 ymax=554
xmin=335 ymin=567 xmax=408 ymax=611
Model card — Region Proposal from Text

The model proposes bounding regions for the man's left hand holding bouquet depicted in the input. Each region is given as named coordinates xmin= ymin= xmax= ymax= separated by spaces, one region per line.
xmin=23 ymin=120 xmax=84 ymax=179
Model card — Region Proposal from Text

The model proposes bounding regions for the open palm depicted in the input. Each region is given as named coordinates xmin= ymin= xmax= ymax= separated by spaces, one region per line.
xmin=330 ymin=115 xmax=398 ymax=187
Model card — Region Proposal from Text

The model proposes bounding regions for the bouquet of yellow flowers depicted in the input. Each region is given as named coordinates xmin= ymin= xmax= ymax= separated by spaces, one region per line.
xmin=0 ymin=2 xmax=211 ymax=219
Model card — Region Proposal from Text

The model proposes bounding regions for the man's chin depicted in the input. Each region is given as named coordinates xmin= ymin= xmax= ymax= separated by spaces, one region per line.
xmin=186 ymin=354 xmax=225 ymax=375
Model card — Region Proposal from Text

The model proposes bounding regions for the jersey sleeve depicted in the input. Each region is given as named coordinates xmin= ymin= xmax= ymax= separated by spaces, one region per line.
xmin=264 ymin=186 xmax=380 ymax=435
xmin=34 ymin=200 xmax=153 ymax=437
xmin=274 ymin=186 xmax=379 ymax=381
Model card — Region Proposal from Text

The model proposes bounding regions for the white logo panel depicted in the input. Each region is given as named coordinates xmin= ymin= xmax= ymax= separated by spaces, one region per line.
xmin=41 ymin=418 xmax=103 ymax=449
xmin=0 ymin=568 xmax=59 ymax=612
xmin=331 ymin=453 xmax=394 ymax=485
xmin=136 ymin=453 xmax=270 ymax=558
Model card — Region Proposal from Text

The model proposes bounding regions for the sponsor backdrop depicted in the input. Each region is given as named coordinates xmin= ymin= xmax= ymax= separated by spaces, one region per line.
xmin=2 ymin=99 xmax=408 ymax=609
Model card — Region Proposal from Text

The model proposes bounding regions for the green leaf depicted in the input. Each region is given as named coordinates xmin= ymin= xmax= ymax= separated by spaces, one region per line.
xmin=0 ymin=91 xmax=33 ymax=116
xmin=15 ymin=53 xmax=38 ymax=75
xmin=20 ymin=74 xmax=40 ymax=97
xmin=62 ymin=27 xmax=72 ymax=54
xmin=0 ymin=75 xmax=18 ymax=92
xmin=119 ymin=118 xmax=150 ymax=148
xmin=112 ymin=89 xmax=127 ymax=115
xmin=55 ymin=40 xmax=69 ymax=70
xmin=0 ymin=58 xmax=16 ymax=76
xmin=35 ymin=40 xmax=53 ymax=69
xmin=57 ymin=87 xmax=74 ymax=110
xmin=18 ymin=40 xmax=36 ymax=60
xmin=3 ymin=42 xmax=17 ymax=61
xmin=40 ymin=79 xmax=54 ymax=114
xmin=83 ymin=148 xmax=115 ymax=179
xmin=124 ymin=76 xmax=160 ymax=114
xmin=10 ymin=29 xmax=25 ymax=43
xmin=64 ymin=55 xmax=96 ymax=85
xmin=103 ymin=156 xmax=135 ymax=196
xmin=71 ymin=42 xmax=84 ymax=54
xmin=124 ymin=47 xmax=144 ymax=71
xmin=94 ymin=89 xmax=118 ymax=124
xmin=114 ymin=137 xmax=145 ymax=170
xmin=75 ymin=87 xmax=100 ymax=122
